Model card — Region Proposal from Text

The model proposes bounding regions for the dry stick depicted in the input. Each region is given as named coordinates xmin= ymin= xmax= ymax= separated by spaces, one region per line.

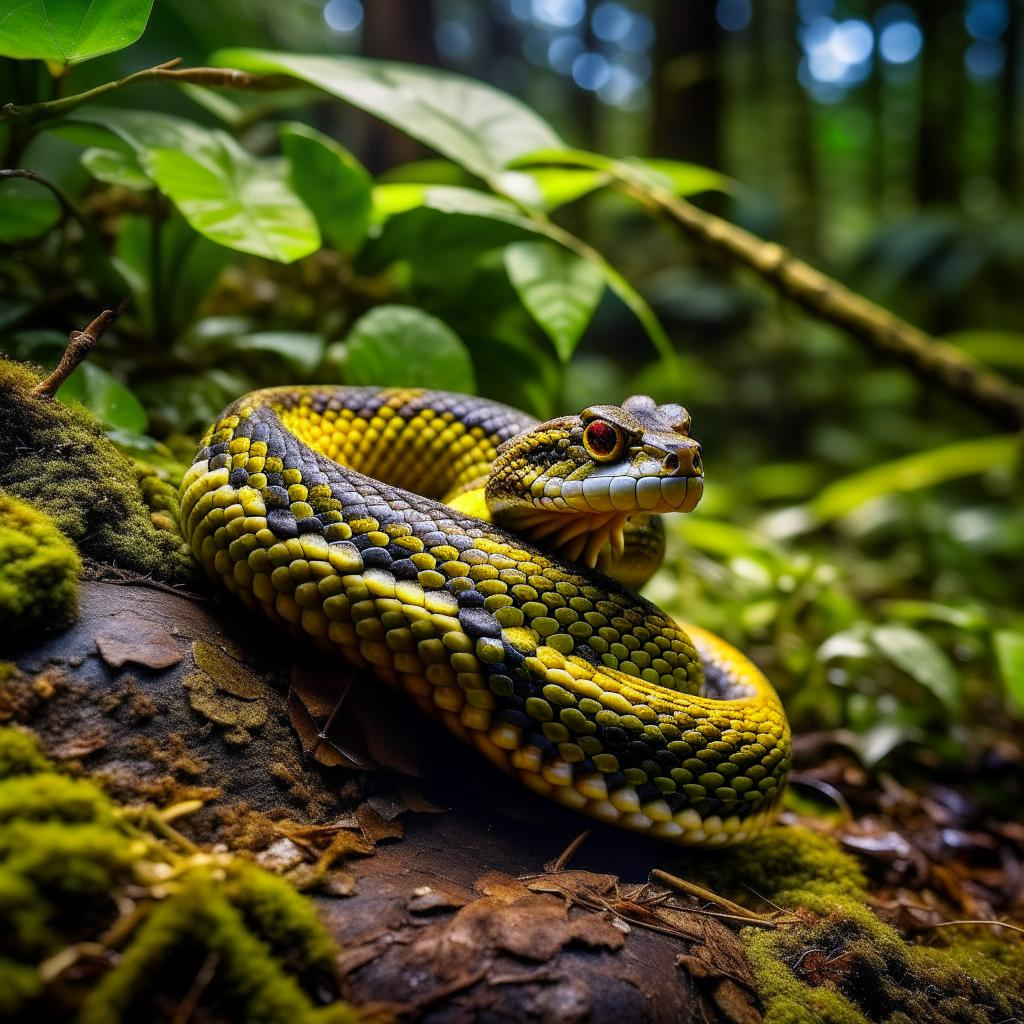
xmin=626 ymin=183 xmax=1024 ymax=432
xmin=31 ymin=301 xmax=128 ymax=398
xmin=924 ymin=919 xmax=1024 ymax=936
xmin=650 ymin=868 xmax=773 ymax=925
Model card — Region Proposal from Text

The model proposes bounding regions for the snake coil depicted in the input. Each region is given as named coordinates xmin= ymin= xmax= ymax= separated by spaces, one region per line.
xmin=180 ymin=386 xmax=790 ymax=845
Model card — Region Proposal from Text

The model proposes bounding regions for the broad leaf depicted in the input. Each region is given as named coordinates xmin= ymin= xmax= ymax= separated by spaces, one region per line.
xmin=211 ymin=50 xmax=564 ymax=182
xmin=56 ymin=362 xmax=148 ymax=433
xmin=871 ymin=624 xmax=961 ymax=710
xmin=280 ymin=122 xmax=371 ymax=255
xmin=504 ymin=240 xmax=605 ymax=362
xmin=0 ymin=175 xmax=61 ymax=242
xmin=0 ymin=0 xmax=154 ymax=64
xmin=81 ymin=147 xmax=153 ymax=191
xmin=63 ymin=109 xmax=320 ymax=263
xmin=215 ymin=331 xmax=325 ymax=376
xmin=994 ymin=630 xmax=1024 ymax=716
xmin=339 ymin=305 xmax=475 ymax=392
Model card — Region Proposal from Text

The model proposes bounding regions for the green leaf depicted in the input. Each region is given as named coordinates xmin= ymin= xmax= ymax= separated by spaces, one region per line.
xmin=211 ymin=50 xmax=564 ymax=183
xmin=142 ymin=146 xmax=318 ymax=264
xmin=765 ymin=434 xmax=1020 ymax=536
xmin=0 ymin=0 xmax=154 ymax=64
xmin=339 ymin=305 xmax=475 ymax=392
xmin=280 ymin=122 xmax=371 ymax=255
xmin=0 ymin=175 xmax=61 ymax=242
xmin=219 ymin=331 xmax=325 ymax=376
xmin=496 ymin=168 xmax=610 ymax=211
xmin=504 ymin=241 xmax=605 ymax=362
xmin=63 ymin=109 xmax=320 ymax=263
xmin=81 ymin=147 xmax=153 ymax=191
xmin=620 ymin=158 xmax=730 ymax=197
xmin=994 ymin=630 xmax=1024 ymax=715
xmin=870 ymin=624 xmax=961 ymax=710
xmin=56 ymin=363 xmax=148 ymax=433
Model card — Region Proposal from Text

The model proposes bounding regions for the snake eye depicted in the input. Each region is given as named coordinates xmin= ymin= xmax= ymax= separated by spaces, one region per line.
xmin=583 ymin=420 xmax=624 ymax=461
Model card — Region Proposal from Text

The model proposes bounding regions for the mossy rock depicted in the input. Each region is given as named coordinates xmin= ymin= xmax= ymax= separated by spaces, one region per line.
xmin=0 ymin=358 xmax=195 ymax=585
xmin=0 ymin=494 xmax=81 ymax=643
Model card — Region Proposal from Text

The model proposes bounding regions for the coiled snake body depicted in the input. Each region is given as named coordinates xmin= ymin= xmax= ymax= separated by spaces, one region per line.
xmin=180 ymin=387 xmax=790 ymax=845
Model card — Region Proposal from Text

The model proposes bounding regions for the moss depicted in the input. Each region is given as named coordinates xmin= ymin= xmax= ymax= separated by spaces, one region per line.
xmin=745 ymin=894 xmax=1024 ymax=1024
xmin=0 ymin=492 xmax=81 ymax=642
xmin=0 ymin=358 xmax=195 ymax=585
xmin=689 ymin=826 xmax=868 ymax=907
xmin=0 ymin=728 xmax=359 ymax=1023
xmin=0 ymin=726 xmax=53 ymax=777
xmin=80 ymin=871 xmax=359 ymax=1024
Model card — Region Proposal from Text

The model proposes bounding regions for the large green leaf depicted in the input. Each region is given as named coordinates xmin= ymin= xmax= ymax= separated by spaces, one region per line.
xmin=496 ymin=168 xmax=611 ymax=211
xmin=211 ymin=50 xmax=564 ymax=183
xmin=56 ymin=362 xmax=148 ymax=433
xmin=0 ymin=175 xmax=61 ymax=242
xmin=62 ymin=109 xmax=320 ymax=263
xmin=871 ymin=624 xmax=961 ymax=710
xmin=337 ymin=305 xmax=475 ymax=392
xmin=280 ymin=122 xmax=371 ymax=255
xmin=504 ymin=241 xmax=605 ymax=362
xmin=0 ymin=0 xmax=153 ymax=64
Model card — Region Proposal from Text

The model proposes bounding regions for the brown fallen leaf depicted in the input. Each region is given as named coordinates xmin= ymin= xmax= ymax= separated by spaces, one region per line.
xmin=357 ymin=802 xmax=404 ymax=843
xmin=95 ymin=612 xmax=182 ymax=669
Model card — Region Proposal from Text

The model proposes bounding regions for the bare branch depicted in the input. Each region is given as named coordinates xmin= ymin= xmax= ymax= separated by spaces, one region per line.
xmin=32 ymin=301 xmax=129 ymax=398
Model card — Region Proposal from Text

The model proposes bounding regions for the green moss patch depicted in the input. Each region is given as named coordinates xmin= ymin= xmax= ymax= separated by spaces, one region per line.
xmin=0 ymin=359 xmax=195 ymax=585
xmin=0 ymin=493 xmax=81 ymax=642
xmin=687 ymin=826 xmax=1024 ymax=1024
xmin=0 ymin=728 xmax=358 ymax=1023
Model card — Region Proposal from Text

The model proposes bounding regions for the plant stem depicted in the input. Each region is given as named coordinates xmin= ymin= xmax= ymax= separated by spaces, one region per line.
xmin=626 ymin=182 xmax=1024 ymax=430
xmin=31 ymin=301 xmax=128 ymax=398
xmin=0 ymin=59 xmax=281 ymax=125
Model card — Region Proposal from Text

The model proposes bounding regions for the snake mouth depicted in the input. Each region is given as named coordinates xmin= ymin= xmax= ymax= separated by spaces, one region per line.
xmin=555 ymin=473 xmax=704 ymax=515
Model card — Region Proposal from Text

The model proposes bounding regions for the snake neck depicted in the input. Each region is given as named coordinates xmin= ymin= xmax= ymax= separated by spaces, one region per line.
xmin=449 ymin=484 xmax=631 ymax=570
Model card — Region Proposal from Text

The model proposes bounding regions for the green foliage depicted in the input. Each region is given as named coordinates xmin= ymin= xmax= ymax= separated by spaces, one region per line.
xmin=0 ymin=176 xmax=61 ymax=243
xmin=331 ymin=304 xmax=475 ymax=392
xmin=0 ymin=0 xmax=153 ymax=65
xmin=280 ymin=122 xmax=371 ymax=256
xmin=0 ymin=492 xmax=80 ymax=642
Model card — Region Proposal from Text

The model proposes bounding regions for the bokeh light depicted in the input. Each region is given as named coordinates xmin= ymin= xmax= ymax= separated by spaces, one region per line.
xmin=323 ymin=0 xmax=362 ymax=34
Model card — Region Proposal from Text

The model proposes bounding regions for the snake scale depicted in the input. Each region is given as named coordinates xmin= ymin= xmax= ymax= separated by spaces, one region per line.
xmin=179 ymin=386 xmax=790 ymax=845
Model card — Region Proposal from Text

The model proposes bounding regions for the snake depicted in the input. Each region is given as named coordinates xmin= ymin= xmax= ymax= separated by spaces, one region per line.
xmin=179 ymin=387 xmax=790 ymax=846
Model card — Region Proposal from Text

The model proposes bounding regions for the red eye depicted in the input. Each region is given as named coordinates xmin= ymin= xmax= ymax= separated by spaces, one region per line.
xmin=583 ymin=420 xmax=621 ymax=459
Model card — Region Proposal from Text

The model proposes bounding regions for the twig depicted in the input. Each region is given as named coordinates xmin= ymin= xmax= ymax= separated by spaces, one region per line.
xmin=0 ymin=167 xmax=93 ymax=237
xmin=650 ymin=868 xmax=773 ymax=924
xmin=31 ymin=301 xmax=128 ymax=398
xmin=545 ymin=830 xmax=591 ymax=873
xmin=625 ymin=181 xmax=1024 ymax=430
xmin=170 ymin=950 xmax=221 ymax=1024
xmin=924 ymin=919 xmax=1024 ymax=936
xmin=1 ymin=59 xmax=282 ymax=124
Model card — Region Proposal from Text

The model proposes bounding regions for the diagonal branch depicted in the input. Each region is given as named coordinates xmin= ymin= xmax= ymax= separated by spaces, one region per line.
xmin=626 ymin=182 xmax=1024 ymax=431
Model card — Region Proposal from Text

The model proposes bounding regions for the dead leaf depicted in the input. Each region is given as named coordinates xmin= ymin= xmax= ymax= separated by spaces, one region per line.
xmin=95 ymin=613 xmax=182 ymax=669
xmin=357 ymin=803 xmax=404 ymax=843
xmin=712 ymin=978 xmax=763 ymax=1024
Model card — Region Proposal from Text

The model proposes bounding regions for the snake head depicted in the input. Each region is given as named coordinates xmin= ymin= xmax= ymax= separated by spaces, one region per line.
xmin=485 ymin=395 xmax=702 ymax=566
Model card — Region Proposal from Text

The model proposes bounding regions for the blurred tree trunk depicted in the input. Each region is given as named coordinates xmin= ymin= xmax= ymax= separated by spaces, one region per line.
xmin=651 ymin=1 xmax=721 ymax=168
xmin=913 ymin=0 xmax=964 ymax=205
xmin=996 ymin=0 xmax=1021 ymax=201
xmin=360 ymin=0 xmax=440 ymax=171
